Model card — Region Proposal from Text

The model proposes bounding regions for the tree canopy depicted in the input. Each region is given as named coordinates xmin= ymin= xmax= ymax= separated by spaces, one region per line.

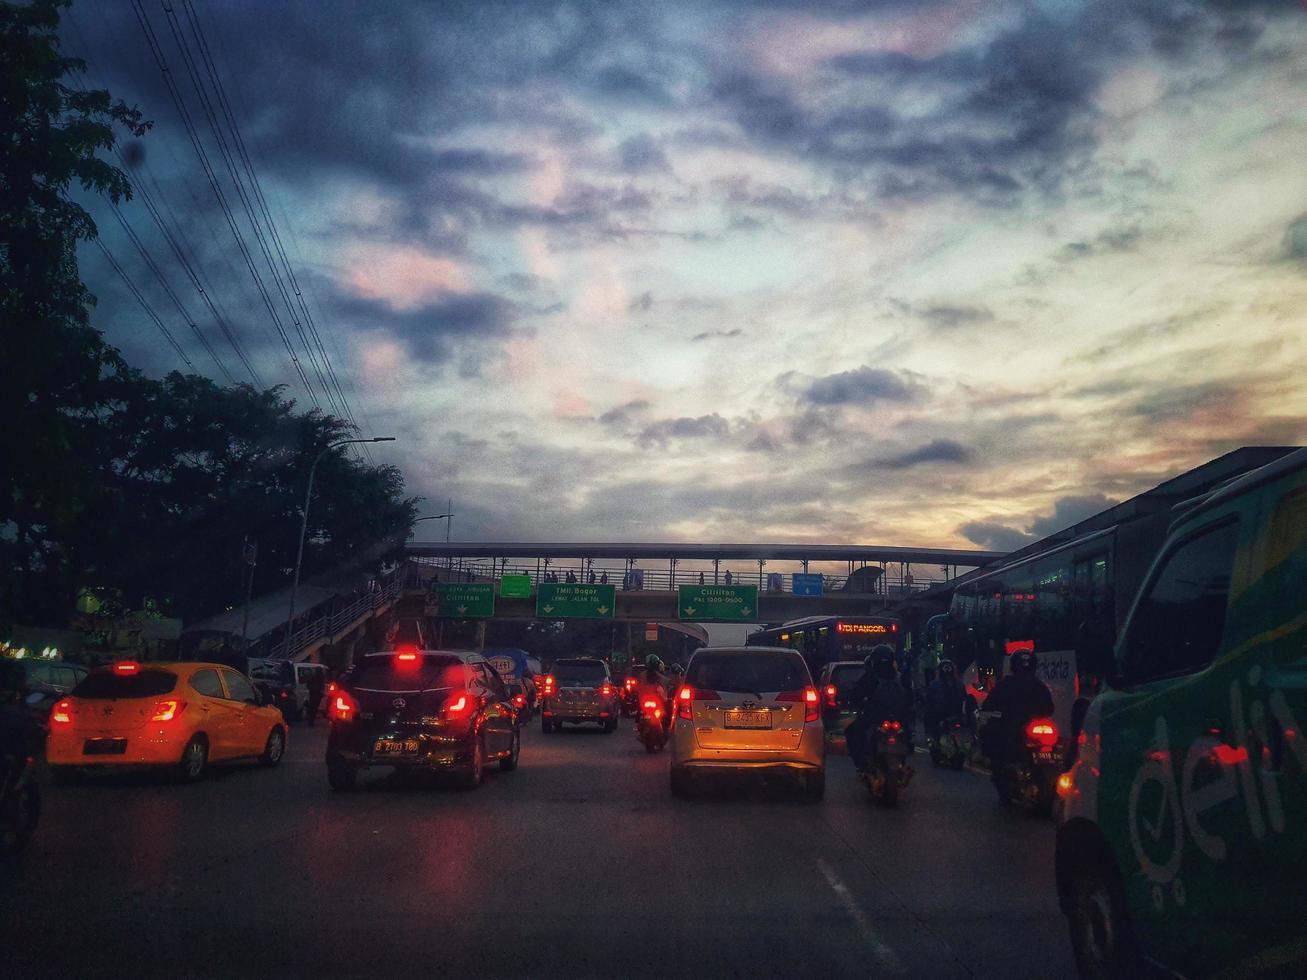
xmin=1 ymin=1 xmax=417 ymax=631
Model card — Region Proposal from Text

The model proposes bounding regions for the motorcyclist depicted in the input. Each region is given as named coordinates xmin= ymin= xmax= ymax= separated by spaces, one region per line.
xmin=635 ymin=655 xmax=669 ymax=726
xmin=845 ymin=646 xmax=914 ymax=774
xmin=980 ymin=648 xmax=1054 ymax=780
xmin=924 ymin=659 xmax=969 ymax=741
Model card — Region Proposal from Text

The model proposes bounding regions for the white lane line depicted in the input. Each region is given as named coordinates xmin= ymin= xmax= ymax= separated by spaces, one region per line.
xmin=816 ymin=855 xmax=907 ymax=975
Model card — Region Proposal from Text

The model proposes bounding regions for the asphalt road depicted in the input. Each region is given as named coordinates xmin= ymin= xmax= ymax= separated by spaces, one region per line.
xmin=2 ymin=719 xmax=1077 ymax=979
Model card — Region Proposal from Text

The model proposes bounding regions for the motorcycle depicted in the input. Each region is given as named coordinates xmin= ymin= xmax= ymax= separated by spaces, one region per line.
xmin=985 ymin=712 xmax=1063 ymax=817
xmin=929 ymin=714 xmax=974 ymax=769
xmin=861 ymin=718 xmax=913 ymax=807
xmin=635 ymin=695 xmax=668 ymax=753
xmin=0 ymin=732 xmax=40 ymax=858
xmin=620 ymin=677 xmax=640 ymax=718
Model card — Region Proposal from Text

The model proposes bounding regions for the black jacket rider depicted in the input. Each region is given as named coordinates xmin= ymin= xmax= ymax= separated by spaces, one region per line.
xmin=982 ymin=664 xmax=1054 ymax=765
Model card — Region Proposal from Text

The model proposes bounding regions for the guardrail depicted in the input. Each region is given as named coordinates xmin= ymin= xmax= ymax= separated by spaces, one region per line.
xmin=270 ymin=578 xmax=401 ymax=659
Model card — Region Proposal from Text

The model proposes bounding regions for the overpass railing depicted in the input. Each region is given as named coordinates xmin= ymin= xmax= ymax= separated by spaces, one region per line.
xmin=406 ymin=558 xmax=942 ymax=597
xmin=270 ymin=578 xmax=401 ymax=659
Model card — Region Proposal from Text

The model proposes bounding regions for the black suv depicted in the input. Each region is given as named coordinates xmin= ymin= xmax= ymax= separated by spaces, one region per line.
xmin=326 ymin=650 xmax=521 ymax=791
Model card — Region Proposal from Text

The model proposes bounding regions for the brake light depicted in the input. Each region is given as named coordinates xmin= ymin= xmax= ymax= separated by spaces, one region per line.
xmin=513 ymin=693 xmax=526 ymax=708
xmin=824 ymin=684 xmax=837 ymax=708
xmin=445 ymin=692 xmax=473 ymax=719
xmin=150 ymin=699 xmax=186 ymax=722
xmin=624 ymin=677 xmax=638 ymax=690
xmin=50 ymin=699 xmax=73 ymax=725
xmin=279 ymin=690 xmax=289 ymax=699
xmin=1057 ymin=772 xmax=1074 ymax=796
xmin=331 ymin=691 xmax=358 ymax=722
xmin=541 ymin=675 xmax=556 ymax=696
xmin=675 ymin=685 xmax=719 ymax=720
xmin=643 ymin=699 xmax=659 ymax=711
xmin=1026 ymin=720 xmax=1058 ymax=749
xmin=327 ymin=682 xmax=337 ymax=694
xmin=879 ymin=719 xmax=904 ymax=733
xmin=396 ymin=652 xmax=418 ymax=662
xmin=776 ymin=688 xmax=820 ymax=723
xmin=600 ymin=683 xmax=614 ymax=698
xmin=114 ymin=661 xmax=140 ymax=675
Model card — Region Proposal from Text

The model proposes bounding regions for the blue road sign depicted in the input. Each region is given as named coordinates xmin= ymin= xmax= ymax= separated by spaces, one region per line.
xmin=792 ymin=573 xmax=824 ymax=596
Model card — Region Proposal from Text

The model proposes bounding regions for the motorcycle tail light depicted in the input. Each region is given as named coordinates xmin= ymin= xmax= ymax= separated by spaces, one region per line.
xmin=879 ymin=719 xmax=904 ymax=733
xmin=1026 ymin=720 xmax=1058 ymax=749
xmin=643 ymin=700 xmax=659 ymax=711
xmin=824 ymin=684 xmax=837 ymax=708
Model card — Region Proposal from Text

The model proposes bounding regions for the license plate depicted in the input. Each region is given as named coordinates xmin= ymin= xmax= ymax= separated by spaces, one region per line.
xmin=374 ymin=738 xmax=419 ymax=755
xmin=1033 ymin=750 xmax=1063 ymax=764
xmin=724 ymin=709 xmax=771 ymax=729
xmin=83 ymin=738 xmax=127 ymax=756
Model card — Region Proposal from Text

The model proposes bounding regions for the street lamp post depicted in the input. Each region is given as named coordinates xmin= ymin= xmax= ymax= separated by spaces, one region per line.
xmin=282 ymin=437 xmax=395 ymax=658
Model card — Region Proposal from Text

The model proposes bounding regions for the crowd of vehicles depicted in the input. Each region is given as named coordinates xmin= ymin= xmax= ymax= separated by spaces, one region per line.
xmin=4 ymin=448 xmax=1303 ymax=978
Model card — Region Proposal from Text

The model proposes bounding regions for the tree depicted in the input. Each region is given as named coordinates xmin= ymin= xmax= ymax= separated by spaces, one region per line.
xmin=90 ymin=374 xmax=417 ymax=623
xmin=0 ymin=0 xmax=149 ymax=628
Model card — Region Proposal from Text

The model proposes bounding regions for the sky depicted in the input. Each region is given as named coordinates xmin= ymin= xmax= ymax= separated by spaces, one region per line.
xmin=60 ymin=0 xmax=1307 ymax=552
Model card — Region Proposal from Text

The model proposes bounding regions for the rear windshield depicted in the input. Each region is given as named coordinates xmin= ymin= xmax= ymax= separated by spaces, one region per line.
xmin=687 ymin=652 xmax=808 ymax=694
xmin=352 ymin=655 xmax=463 ymax=691
xmin=249 ymin=660 xmax=292 ymax=682
xmin=829 ymin=665 xmax=864 ymax=695
xmin=553 ymin=661 xmax=607 ymax=685
xmin=73 ymin=670 xmax=178 ymax=699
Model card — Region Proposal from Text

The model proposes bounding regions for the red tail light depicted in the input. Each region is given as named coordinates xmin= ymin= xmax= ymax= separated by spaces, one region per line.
xmin=879 ymin=719 xmax=904 ymax=733
xmin=642 ymin=699 xmax=659 ymax=711
xmin=327 ymin=682 xmax=337 ymax=694
xmin=150 ymin=699 xmax=186 ymax=722
xmin=50 ymin=699 xmax=73 ymax=725
xmin=114 ymin=661 xmax=140 ymax=675
xmin=396 ymin=652 xmax=418 ymax=662
xmin=624 ymin=677 xmax=638 ymax=690
xmin=541 ymin=675 xmax=556 ymax=696
xmin=777 ymin=687 xmax=821 ymax=723
xmin=1026 ymin=720 xmax=1058 ymax=749
xmin=331 ymin=691 xmax=358 ymax=722
xmin=279 ymin=690 xmax=289 ymax=699
xmin=513 ymin=693 xmax=526 ymax=708
xmin=600 ymin=682 xmax=614 ymax=698
xmin=824 ymin=684 xmax=837 ymax=708
xmin=445 ymin=691 xmax=474 ymax=720
xmin=675 ymin=685 xmax=719 ymax=720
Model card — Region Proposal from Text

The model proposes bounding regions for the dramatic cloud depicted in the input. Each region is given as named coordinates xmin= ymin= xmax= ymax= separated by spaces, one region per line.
xmin=879 ymin=439 xmax=974 ymax=470
xmin=62 ymin=0 xmax=1307 ymax=549
xmin=805 ymin=367 xmax=924 ymax=406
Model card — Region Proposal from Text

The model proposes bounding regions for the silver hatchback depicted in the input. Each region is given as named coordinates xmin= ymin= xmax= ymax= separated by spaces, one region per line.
xmin=669 ymin=646 xmax=825 ymax=800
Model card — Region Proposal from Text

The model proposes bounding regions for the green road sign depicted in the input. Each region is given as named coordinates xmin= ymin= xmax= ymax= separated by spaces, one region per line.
xmin=536 ymin=582 xmax=616 ymax=619
xmin=433 ymin=582 xmax=495 ymax=618
xmin=677 ymin=584 xmax=758 ymax=621
xmin=499 ymin=574 xmax=532 ymax=598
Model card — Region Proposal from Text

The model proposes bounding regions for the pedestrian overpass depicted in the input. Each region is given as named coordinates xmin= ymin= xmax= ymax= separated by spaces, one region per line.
xmin=401 ymin=541 xmax=1005 ymax=624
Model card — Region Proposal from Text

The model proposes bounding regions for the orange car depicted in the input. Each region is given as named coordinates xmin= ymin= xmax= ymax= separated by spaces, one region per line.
xmin=46 ymin=661 xmax=288 ymax=782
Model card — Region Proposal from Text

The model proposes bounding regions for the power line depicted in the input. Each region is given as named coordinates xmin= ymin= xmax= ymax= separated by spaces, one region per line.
xmin=157 ymin=0 xmax=329 ymax=413
xmin=130 ymin=0 xmax=319 ymax=401
xmin=93 ymin=237 xmax=197 ymax=372
xmin=179 ymin=0 xmax=340 ymax=404
xmin=105 ymin=199 xmax=236 ymax=383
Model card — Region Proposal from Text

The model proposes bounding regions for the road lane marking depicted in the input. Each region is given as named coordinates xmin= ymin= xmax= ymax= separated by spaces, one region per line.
xmin=816 ymin=856 xmax=907 ymax=975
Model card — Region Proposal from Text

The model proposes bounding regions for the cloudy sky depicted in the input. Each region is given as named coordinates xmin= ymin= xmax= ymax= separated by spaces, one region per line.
xmin=62 ymin=0 xmax=1307 ymax=551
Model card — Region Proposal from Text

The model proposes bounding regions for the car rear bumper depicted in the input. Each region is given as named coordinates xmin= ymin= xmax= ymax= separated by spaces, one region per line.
xmin=674 ymin=758 xmax=823 ymax=772
xmin=327 ymin=729 xmax=477 ymax=770
xmin=542 ymin=701 xmax=617 ymax=721
xmin=47 ymin=732 xmax=187 ymax=767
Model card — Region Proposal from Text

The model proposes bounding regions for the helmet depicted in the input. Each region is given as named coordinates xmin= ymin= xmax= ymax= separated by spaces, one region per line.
xmin=938 ymin=659 xmax=956 ymax=679
xmin=1011 ymin=649 xmax=1038 ymax=675
xmin=645 ymin=654 xmax=663 ymax=671
xmin=870 ymin=644 xmax=897 ymax=680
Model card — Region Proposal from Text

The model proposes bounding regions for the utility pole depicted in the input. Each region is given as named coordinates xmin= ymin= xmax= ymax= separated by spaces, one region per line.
xmin=240 ymin=538 xmax=258 ymax=650
xmin=284 ymin=436 xmax=395 ymax=658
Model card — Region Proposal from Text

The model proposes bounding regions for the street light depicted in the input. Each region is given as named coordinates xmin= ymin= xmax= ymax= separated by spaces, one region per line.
xmin=283 ymin=437 xmax=395 ymax=657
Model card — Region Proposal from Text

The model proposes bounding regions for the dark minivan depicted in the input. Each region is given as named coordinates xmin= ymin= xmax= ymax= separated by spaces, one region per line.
xmin=325 ymin=650 xmax=521 ymax=791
